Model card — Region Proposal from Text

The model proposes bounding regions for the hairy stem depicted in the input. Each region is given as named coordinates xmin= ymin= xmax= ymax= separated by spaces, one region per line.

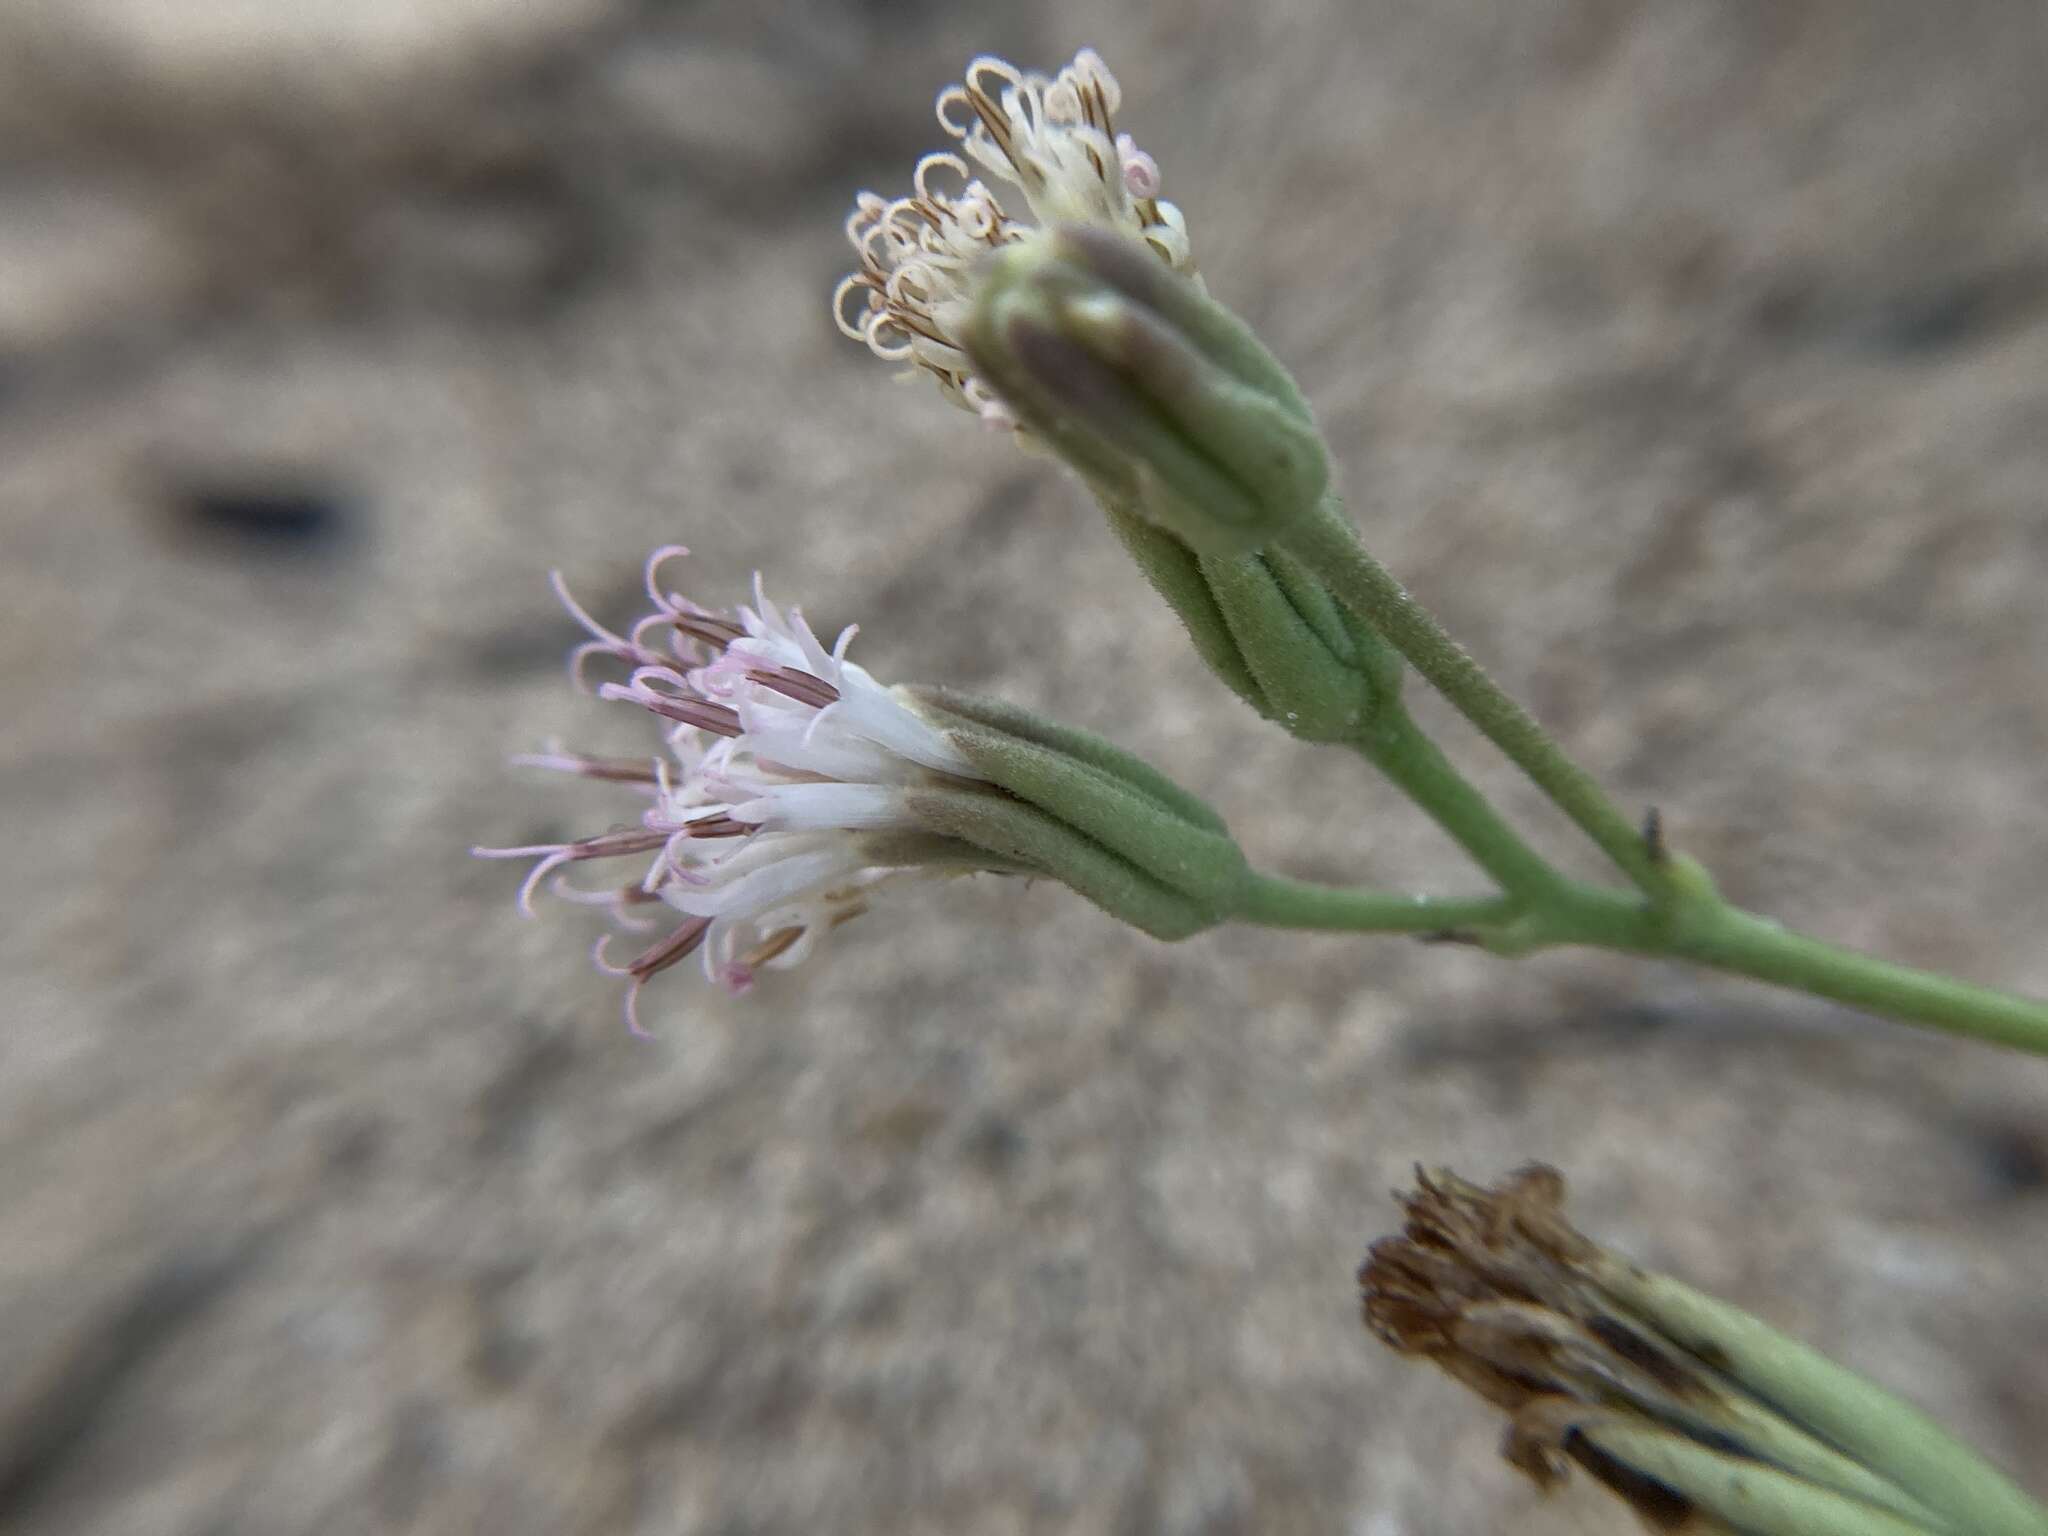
xmin=1285 ymin=501 xmax=1665 ymax=895
xmin=1242 ymin=866 xmax=2048 ymax=1056
xmin=1646 ymin=902 xmax=2048 ymax=1057
xmin=1359 ymin=702 xmax=1571 ymax=902
xmin=1236 ymin=875 xmax=1515 ymax=934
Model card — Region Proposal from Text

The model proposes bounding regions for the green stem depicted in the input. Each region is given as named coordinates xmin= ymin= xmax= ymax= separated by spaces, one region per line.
xmin=1361 ymin=702 xmax=1570 ymax=902
xmin=1242 ymin=866 xmax=2048 ymax=1055
xmin=1285 ymin=501 xmax=1665 ymax=895
xmin=1649 ymin=902 xmax=2048 ymax=1057
xmin=1274 ymin=503 xmax=2048 ymax=1054
xmin=1236 ymin=875 xmax=1514 ymax=934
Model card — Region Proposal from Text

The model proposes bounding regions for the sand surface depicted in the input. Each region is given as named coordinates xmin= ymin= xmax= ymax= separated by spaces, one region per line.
xmin=3 ymin=2 xmax=2045 ymax=1531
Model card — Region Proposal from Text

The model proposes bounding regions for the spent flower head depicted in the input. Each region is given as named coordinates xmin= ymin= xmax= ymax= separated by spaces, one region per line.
xmin=832 ymin=48 xmax=1195 ymax=429
xmin=474 ymin=547 xmax=999 ymax=1031
xmin=1361 ymin=1165 xmax=2044 ymax=1536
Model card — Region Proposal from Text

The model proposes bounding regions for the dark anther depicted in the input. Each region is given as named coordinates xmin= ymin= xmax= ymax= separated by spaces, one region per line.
xmin=748 ymin=667 xmax=840 ymax=709
xmin=673 ymin=613 xmax=744 ymax=649
xmin=680 ymin=816 xmax=753 ymax=840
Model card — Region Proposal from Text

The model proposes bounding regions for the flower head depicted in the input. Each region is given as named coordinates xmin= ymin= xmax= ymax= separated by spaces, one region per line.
xmin=832 ymin=49 xmax=1195 ymax=428
xmin=474 ymin=547 xmax=995 ymax=1032
xmin=1357 ymin=1165 xmax=2030 ymax=1536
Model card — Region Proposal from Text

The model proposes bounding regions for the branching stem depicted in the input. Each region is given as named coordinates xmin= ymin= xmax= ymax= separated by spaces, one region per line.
xmin=1285 ymin=501 xmax=1668 ymax=896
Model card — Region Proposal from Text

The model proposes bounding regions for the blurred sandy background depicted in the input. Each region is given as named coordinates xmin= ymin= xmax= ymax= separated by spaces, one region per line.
xmin=3 ymin=1 xmax=2046 ymax=1531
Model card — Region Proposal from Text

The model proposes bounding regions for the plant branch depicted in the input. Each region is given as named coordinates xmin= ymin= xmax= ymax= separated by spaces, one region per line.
xmin=1643 ymin=902 xmax=2048 ymax=1057
xmin=1358 ymin=701 xmax=1572 ymax=903
xmin=1284 ymin=501 xmax=1666 ymax=896
xmin=1235 ymin=874 xmax=1514 ymax=935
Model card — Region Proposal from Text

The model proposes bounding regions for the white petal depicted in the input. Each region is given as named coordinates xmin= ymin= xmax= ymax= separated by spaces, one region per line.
xmin=668 ymin=843 xmax=865 ymax=921
xmin=733 ymin=782 xmax=911 ymax=832
xmin=828 ymin=682 xmax=979 ymax=776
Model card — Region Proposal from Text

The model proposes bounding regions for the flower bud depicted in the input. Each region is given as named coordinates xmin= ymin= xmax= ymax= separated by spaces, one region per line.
xmin=964 ymin=224 xmax=1329 ymax=556
xmin=1197 ymin=542 xmax=1403 ymax=741
xmin=902 ymin=686 xmax=1248 ymax=937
